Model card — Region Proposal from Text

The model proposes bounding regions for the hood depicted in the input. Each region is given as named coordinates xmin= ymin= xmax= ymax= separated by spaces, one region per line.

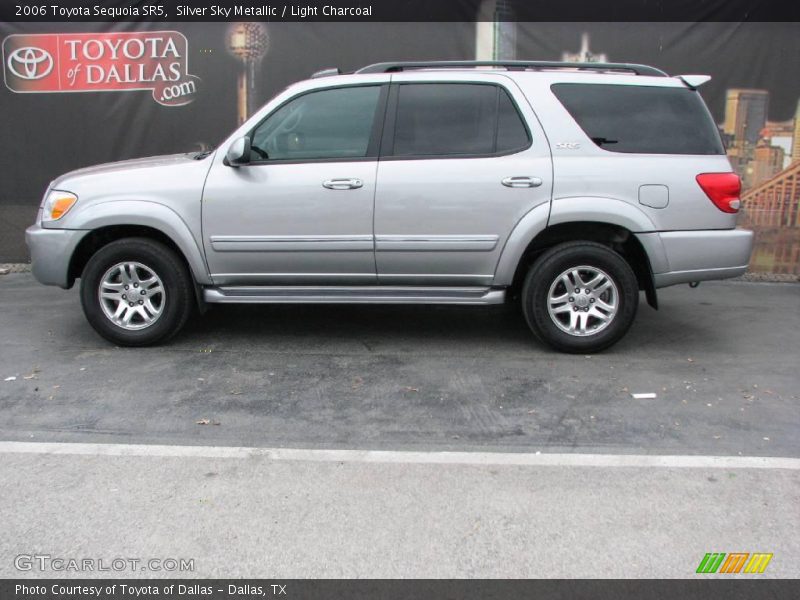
xmin=39 ymin=150 xmax=216 ymax=231
xmin=51 ymin=153 xmax=197 ymax=190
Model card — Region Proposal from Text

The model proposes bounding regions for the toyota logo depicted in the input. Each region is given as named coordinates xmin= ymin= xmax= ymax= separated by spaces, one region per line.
xmin=6 ymin=46 xmax=54 ymax=80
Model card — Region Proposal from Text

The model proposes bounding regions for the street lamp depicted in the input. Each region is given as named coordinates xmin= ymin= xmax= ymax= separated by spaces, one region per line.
xmin=227 ymin=22 xmax=269 ymax=125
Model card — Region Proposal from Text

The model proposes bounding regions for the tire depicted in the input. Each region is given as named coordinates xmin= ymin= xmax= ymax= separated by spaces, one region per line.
xmin=521 ymin=241 xmax=639 ymax=353
xmin=80 ymin=237 xmax=193 ymax=346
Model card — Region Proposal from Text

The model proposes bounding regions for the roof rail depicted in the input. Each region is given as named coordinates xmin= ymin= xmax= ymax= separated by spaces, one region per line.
xmin=356 ymin=61 xmax=668 ymax=77
xmin=311 ymin=67 xmax=342 ymax=78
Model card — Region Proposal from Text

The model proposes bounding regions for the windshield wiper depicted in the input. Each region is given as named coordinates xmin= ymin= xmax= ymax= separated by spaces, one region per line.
xmin=192 ymin=149 xmax=214 ymax=160
xmin=591 ymin=137 xmax=618 ymax=146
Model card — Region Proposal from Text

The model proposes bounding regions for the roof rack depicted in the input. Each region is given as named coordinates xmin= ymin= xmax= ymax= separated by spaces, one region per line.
xmin=311 ymin=67 xmax=342 ymax=78
xmin=355 ymin=61 xmax=668 ymax=77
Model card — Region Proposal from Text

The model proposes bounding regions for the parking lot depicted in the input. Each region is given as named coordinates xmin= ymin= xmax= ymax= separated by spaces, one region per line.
xmin=0 ymin=273 xmax=798 ymax=577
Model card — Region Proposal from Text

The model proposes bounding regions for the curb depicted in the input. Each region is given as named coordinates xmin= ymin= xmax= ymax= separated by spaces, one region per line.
xmin=0 ymin=263 xmax=31 ymax=274
xmin=734 ymin=272 xmax=799 ymax=283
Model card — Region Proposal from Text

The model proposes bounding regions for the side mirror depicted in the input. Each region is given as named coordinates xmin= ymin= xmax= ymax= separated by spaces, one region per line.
xmin=225 ymin=136 xmax=251 ymax=166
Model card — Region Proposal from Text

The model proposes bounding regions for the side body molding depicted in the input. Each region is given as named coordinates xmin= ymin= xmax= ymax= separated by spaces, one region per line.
xmin=69 ymin=200 xmax=212 ymax=284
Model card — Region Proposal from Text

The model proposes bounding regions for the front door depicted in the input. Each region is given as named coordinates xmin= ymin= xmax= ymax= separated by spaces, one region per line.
xmin=202 ymin=84 xmax=387 ymax=286
xmin=374 ymin=77 xmax=552 ymax=286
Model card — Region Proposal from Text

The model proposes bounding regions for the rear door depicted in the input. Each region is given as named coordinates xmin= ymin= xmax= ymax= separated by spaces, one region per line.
xmin=373 ymin=73 xmax=552 ymax=286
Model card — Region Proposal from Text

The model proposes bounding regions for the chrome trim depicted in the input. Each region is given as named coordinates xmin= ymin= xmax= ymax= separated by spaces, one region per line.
xmin=501 ymin=176 xmax=543 ymax=188
xmin=210 ymin=272 xmax=377 ymax=278
xmin=377 ymin=273 xmax=494 ymax=279
xmin=322 ymin=178 xmax=363 ymax=190
xmin=209 ymin=234 xmax=373 ymax=252
xmin=375 ymin=234 xmax=499 ymax=252
xmin=210 ymin=235 xmax=373 ymax=242
xmin=204 ymin=286 xmax=506 ymax=305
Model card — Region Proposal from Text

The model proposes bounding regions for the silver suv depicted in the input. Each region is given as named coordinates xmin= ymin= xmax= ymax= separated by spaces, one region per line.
xmin=26 ymin=61 xmax=753 ymax=353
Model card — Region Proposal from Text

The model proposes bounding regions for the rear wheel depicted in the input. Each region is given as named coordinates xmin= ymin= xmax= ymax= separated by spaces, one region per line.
xmin=80 ymin=238 xmax=193 ymax=346
xmin=522 ymin=241 xmax=639 ymax=353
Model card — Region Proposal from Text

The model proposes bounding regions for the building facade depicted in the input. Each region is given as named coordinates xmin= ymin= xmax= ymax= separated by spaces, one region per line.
xmin=724 ymin=89 xmax=769 ymax=145
xmin=742 ymin=160 xmax=800 ymax=229
xmin=793 ymin=100 xmax=800 ymax=163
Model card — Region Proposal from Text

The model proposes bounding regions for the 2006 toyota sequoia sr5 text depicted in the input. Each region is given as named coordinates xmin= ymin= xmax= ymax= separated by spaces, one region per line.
xmin=26 ymin=60 xmax=754 ymax=353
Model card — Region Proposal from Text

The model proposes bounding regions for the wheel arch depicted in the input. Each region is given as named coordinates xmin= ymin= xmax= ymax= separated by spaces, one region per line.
xmin=67 ymin=223 xmax=209 ymax=313
xmin=65 ymin=201 xmax=211 ymax=288
xmin=498 ymin=218 xmax=659 ymax=309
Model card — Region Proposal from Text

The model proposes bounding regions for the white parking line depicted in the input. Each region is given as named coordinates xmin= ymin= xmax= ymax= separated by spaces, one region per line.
xmin=0 ymin=441 xmax=799 ymax=470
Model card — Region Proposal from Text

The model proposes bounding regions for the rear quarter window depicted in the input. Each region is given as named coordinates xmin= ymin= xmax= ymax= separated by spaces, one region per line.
xmin=551 ymin=83 xmax=724 ymax=155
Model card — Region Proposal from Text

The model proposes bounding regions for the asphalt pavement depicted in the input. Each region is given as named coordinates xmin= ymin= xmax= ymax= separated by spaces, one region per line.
xmin=0 ymin=274 xmax=797 ymax=456
xmin=0 ymin=273 xmax=798 ymax=578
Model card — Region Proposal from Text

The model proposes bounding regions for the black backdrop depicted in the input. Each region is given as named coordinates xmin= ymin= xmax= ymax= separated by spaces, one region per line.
xmin=1 ymin=18 xmax=798 ymax=270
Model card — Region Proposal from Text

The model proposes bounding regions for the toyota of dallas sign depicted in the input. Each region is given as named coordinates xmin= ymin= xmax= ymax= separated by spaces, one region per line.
xmin=2 ymin=31 xmax=200 ymax=106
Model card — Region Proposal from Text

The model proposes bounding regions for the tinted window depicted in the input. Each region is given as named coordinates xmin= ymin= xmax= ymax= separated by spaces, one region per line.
xmin=250 ymin=86 xmax=380 ymax=161
xmin=551 ymin=83 xmax=725 ymax=155
xmin=497 ymin=89 xmax=530 ymax=153
xmin=392 ymin=84 xmax=529 ymax=157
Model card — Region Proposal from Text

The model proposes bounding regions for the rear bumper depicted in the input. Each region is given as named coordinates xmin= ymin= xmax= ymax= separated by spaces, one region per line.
xmin=25 ymin=224 xmax=88 ymax=288
xmin=654 ymin=265 xmax=750 ymax=288
xmin=636 ymin=228 xmax=754 ymax=289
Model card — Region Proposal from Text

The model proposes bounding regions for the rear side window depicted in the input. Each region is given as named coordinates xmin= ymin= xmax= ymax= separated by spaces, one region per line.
xmin=391 ymin=83 xmax=530 ymax=157
xmin=551 ymin=83 xmax=724 ymax=155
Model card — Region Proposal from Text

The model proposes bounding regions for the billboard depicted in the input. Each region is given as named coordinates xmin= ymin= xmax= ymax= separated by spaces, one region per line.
xmin=3 ymin=31 xmax=199 ymax=106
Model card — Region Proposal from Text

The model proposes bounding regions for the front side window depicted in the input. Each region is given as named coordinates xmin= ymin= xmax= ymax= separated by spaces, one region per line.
xmin=249 ymin=86 xmax=381 ymax=161
xmin=391 ymin=83 xmax=530 ymax=157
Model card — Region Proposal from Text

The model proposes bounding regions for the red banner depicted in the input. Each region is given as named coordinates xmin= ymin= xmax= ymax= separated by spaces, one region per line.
xmin=2 ymin=31 xmax=199 ymax=106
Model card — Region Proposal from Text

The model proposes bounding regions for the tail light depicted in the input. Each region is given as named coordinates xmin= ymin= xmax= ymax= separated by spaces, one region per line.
xmin=696 ymin=172 xmax=741 ymax=214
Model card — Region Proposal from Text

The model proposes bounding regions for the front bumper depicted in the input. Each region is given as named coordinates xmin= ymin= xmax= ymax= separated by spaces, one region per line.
xmin=25 ymin=224 xmax=88 ymax=288
xmin=636 ymin=228 xmax=754 ymax=289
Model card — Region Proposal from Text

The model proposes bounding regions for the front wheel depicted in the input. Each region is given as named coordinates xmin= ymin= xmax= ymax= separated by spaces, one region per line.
xmin=522 ymin=242 xmax=639 ymax=353
xmin=80 ymin=238 xmax=193 ymax=346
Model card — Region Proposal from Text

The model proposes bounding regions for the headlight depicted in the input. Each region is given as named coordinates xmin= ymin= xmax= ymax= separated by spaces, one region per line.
xmin=42 ymin=190 xmax=78 ymax=222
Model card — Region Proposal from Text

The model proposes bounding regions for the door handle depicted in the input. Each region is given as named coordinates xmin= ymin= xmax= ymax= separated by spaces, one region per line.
xmin=502 ymin=176 xmax=543 ymax=188
xmin=322 ymin=178 xmax=363 ymax=190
